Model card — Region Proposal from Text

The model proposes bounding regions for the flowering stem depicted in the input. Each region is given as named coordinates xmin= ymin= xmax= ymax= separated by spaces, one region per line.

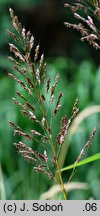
xmin=49 ymin=136 xmax=67 ymax=200
xmin=44 ymin=116 xmax=67 ymax=199
xmin=55 ymin=158 xmax=67 ymax=200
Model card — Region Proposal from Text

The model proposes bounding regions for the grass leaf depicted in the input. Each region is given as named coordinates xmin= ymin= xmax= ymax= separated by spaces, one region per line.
xmin=60 ymin=153 xmax=100 ymax=172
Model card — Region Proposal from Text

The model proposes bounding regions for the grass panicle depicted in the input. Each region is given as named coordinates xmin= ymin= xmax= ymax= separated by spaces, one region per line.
xmin=8 ymin=7 xmax=97 ymax=200
xmin=64 ymin=0 xmax=100 ymax=49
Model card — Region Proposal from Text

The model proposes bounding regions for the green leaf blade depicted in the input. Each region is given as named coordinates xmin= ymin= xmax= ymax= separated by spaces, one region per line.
xmin=60 ymin=153 xmax=100 ymax=172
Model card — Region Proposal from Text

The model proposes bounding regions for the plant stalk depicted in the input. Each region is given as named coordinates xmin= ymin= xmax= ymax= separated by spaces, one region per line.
xmin=49 ymin=136 xmax=67 ymax=200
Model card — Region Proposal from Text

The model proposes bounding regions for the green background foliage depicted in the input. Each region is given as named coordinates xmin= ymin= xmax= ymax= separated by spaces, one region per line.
xmin=0 ymin=0 xmax=100 ymax=199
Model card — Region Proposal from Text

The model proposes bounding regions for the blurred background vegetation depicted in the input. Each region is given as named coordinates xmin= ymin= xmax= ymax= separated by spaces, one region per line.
xmin=0 ymin=0 xmax=100 ymax=200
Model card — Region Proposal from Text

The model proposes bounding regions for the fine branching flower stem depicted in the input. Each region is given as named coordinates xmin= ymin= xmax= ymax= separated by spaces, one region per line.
xmin=50 ymin=138 xmax=67 ymax=200
xmin=31 ymin=83 xmax=67 ymax=199
xmin=45 ymin=120 xmax=67 ymax=200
